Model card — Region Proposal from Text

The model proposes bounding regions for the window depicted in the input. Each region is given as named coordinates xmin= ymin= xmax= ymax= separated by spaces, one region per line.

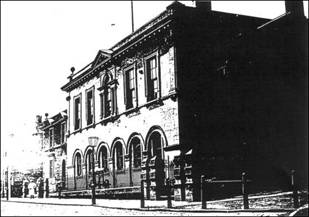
xmin=74 ymin=96 xmax=81 ymax=130
xmin=60 ymin=122 xmax=66 ymax=144
xmin=86 ymin=88 xmax=94 ymax=125
xmin=114 ymin=143 xmax=124 ymax=170
xmin=130 ymin=138 xmax=141 ymax=168
xmin=49 ymin=128 xmax=54 ymax=148
xmin=98 ymin=146 xmax=108 ymax=172
xmin=49 ymin=160 xmax=54 ymax=178
xmin=100 ymin=74 xmax=115 ymax=119
xmin=124 ymin=67 xmax=137 ymax=110
xmin=86 ymin=150 xmax=93 ymax=175
xmin=145 ymin=54 xmax=160 ymax=101
xmin=74 ymin=153 xmax=82 ymax=176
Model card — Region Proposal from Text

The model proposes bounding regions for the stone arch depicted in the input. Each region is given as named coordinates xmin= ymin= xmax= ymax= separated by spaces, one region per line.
xmin=110 ymin=137 xmax=126 ymax=156
xmin=72 ymin=149 xmax=83 ymax=166
xmin=96 ymin=142 xmax=110 ymax=160
xmin=145 ymin=125 xmax=168 ymax=158
xmin=83 ymin=145 xmax=96 ymax=164
xmin=126 ymin=132 xmax=145 ymax=154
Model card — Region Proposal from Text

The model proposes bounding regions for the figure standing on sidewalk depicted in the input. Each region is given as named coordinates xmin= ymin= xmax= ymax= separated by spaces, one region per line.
xmin=28 ymin=179 xmax=36 ymax=199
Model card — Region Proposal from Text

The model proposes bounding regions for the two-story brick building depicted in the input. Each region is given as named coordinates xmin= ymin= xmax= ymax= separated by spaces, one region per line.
xmin=36 ymin=111 xmax=67 ymax=193
xmin=58 ymin=1 xmax=307 ymax=201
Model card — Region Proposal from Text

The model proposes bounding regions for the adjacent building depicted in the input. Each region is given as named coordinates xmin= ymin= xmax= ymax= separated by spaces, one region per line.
xmin=36 ymin=111 xmax=67 ymax=193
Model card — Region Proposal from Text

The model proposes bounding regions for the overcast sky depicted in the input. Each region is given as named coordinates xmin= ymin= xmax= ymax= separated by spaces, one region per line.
xmin=1 ymin=1 xmax=308 ymax=171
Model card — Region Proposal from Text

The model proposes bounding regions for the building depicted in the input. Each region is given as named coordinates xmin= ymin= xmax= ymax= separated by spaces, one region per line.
xmin=59 ymin=1 xmax=307 ymax=201
xmin=36 ymin=111 xmax=68 ymax=193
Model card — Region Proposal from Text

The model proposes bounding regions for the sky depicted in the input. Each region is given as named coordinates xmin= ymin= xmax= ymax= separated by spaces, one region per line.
xmin=1 ymin=1 xmax=308 ymax=172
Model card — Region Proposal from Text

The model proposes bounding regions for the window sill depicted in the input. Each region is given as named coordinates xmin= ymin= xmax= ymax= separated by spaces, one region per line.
xmin=115 ymin=169 xmax=126 ymax=175
xmin=100 ymin=114 xmax=119 ymax=125
xmin=85 ymin=122 xmax=96 ymax=130
xmin=132 ymin=167 xmax=142 ymax=172
xmin=124 ymin=107 xmax=140 ymax=117
xmin=146 ymin=98 xmax=163 ymax=110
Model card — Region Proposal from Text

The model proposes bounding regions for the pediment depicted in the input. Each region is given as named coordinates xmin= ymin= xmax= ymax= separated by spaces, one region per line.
xmin=92 ymin=49 xmax=113 ymax=68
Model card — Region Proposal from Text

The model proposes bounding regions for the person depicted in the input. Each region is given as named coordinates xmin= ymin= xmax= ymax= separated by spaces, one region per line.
xmin=28 ymin=179 xmax=36 ymax=199
xmin=23 ymin=179 xmax=29 ymax=198
xmin=56 ymin=181 xmax=62 ymax=199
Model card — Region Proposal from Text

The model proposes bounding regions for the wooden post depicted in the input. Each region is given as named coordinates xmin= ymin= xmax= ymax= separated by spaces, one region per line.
xmin=242 ymin=172 xmax=249 ymax=209
xmin=201 ymin=175 xmax=206 ymax=209
xmin=167 ymin=178 xmax=172 ymax=208
xmin=291 ymin=170 xmax=299 ymax=208
xmin=141 ymin=180 xmax=145 ymax=208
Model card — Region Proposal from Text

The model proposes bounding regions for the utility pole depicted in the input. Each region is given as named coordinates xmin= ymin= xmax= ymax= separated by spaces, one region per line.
xmin=131 ymin=0 xmax=134 ymax=33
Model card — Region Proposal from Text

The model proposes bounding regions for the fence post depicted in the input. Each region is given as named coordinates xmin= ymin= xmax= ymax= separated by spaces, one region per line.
xmin=291 ymin=170 xmax=299 ymax=208
xmin=242 ymin=172 xmax=249 ymax=209
xmin=201 ymin=175 xmax=206 ymax=209
xmin=141 ymin=180 xmax=145 ymax=208
xmin=167 ymin=178 xmax=172 ymax=208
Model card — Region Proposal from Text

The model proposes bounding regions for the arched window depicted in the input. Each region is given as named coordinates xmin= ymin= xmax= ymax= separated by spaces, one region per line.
xmin=100 ymin=74 xmax=116 ymax=119
xmin=113 ymin=142 xmax=124 ymax=170
xmin=74 ymin=153 xmax=82 ymax=176
xmin=129 ymin=138 xmax=141 ymax=168
xmin=85 ymin=150 xmax=93 ymax=175
xmin=98 ymin=146 xmax=108 ymax=172
xmin=149 ymin=131 xmax=163 ymax=159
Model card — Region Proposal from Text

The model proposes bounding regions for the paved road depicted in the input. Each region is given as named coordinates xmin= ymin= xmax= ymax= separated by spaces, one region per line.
xmin=1 ymin=201 xmax=288 ymax=216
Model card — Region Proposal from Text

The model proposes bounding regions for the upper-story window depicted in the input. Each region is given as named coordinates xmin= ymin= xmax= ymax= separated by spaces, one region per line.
xmin=124 ymin=65 xmax=137 ymax=110
xmin=74 ymin=95 xmax=81 ymax=130
xmin=60 ymin=122 xmax=66 ymax=144
xmin=100 ymin=73 xmax=116 ymax=119
xmin=145 ymin=53 xmax=160 ymax=102
xmin=49 ymin=128 xmax=54 ymax=148
xmin=86 ymin=87 xmax=94 ymax=126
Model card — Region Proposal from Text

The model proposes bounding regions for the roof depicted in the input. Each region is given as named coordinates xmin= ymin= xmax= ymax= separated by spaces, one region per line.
xmin=61 ymin=1 xmax=182 ymax=92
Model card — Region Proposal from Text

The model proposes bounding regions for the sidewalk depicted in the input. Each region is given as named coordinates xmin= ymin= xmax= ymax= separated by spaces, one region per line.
xmin=1 ymin=191 xmax=297 ymax=213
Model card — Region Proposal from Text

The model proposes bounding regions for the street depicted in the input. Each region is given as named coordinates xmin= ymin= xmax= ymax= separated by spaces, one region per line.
xmin=1 ymin=200 xmax=288 ymax=216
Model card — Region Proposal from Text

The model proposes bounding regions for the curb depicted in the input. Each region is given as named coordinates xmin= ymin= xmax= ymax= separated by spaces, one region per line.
xmin=1 ymin=199 xmax=294 ymax=213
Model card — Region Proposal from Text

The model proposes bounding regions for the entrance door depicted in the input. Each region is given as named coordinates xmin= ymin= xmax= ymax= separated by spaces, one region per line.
xmin=62 ymin=160 xmax=66 ymax=189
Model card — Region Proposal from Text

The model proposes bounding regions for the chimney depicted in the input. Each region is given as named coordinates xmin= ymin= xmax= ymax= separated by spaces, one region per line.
xmin=285 ymin=1 xmax=304 ymax=17
xmin=195 ymin=0 xmax=211 ymax=11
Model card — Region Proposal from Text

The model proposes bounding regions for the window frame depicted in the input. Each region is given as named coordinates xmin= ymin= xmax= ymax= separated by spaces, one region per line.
xmin=74 ymin=153 xmax=82 ymax=177
xmin=114 ymin=143 xmax=124 ymax=171
xmin=100 ymin=73 xmax=116 ymax=120
xmin=144 ymin=50 xmax=161 ymax=102
xmin=124 ymin=63 xmax=138 ymax=110
xmin=49 ymin=128 xmax=54 ymax=148
xmin=98 ymin=146 xmax=108 ymax=172
xmin=60 ymin=122 xmax=66 ymax=144
xmin=73 ymin=94 xmax=82 ymax=131
xmin=85 ymin=86 xmax=95 ymax=126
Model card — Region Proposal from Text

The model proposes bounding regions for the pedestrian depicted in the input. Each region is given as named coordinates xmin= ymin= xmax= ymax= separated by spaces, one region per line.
xmin=38 ymin=178 xmax=44 ymax=198
xmin=57 ymin=181 xmax=62 ymax=199
xmin=45 ymin=178 xmax=49 ymax=198
xmin=28 ymin=179 xmax=36 ymax=199
xmin=23 ymin=179 xmax=29 ymax=198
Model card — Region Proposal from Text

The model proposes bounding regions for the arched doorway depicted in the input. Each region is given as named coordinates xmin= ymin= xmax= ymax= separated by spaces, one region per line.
xmin=85 ymin=149 xmax=94 ymax=189
xmin=98 ymin=145 xmax=108 ymax=188
xmin=148 ymin=131 xmax=164 ymax=159
xmin=146 ymin=128 xmax=167 ymax=199
xmin=112 ymin=141 xmax=124 ymax=187
xmin=73 ymin=152 xmax=82 ymax=190
xmin=128 ymin=136 xmax=142 ymax=186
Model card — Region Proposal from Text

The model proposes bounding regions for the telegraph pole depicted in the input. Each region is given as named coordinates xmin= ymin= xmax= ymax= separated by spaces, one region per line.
xmin=131 ymin=0 xmax=134 ymax=32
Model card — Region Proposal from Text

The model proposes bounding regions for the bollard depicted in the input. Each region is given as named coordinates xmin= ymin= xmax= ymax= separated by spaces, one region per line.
xmin=167 ymin=178 xmax=172 ymax=208
xmin=242 ymin=172 xmax=249 ymax=209
xmin=291 ymin=170 xmax=299 ymax=208
xmin=141 ymin=180 xmax=145 ymax=208
xmin=201 ymin=175 xmax=206 ymax=209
